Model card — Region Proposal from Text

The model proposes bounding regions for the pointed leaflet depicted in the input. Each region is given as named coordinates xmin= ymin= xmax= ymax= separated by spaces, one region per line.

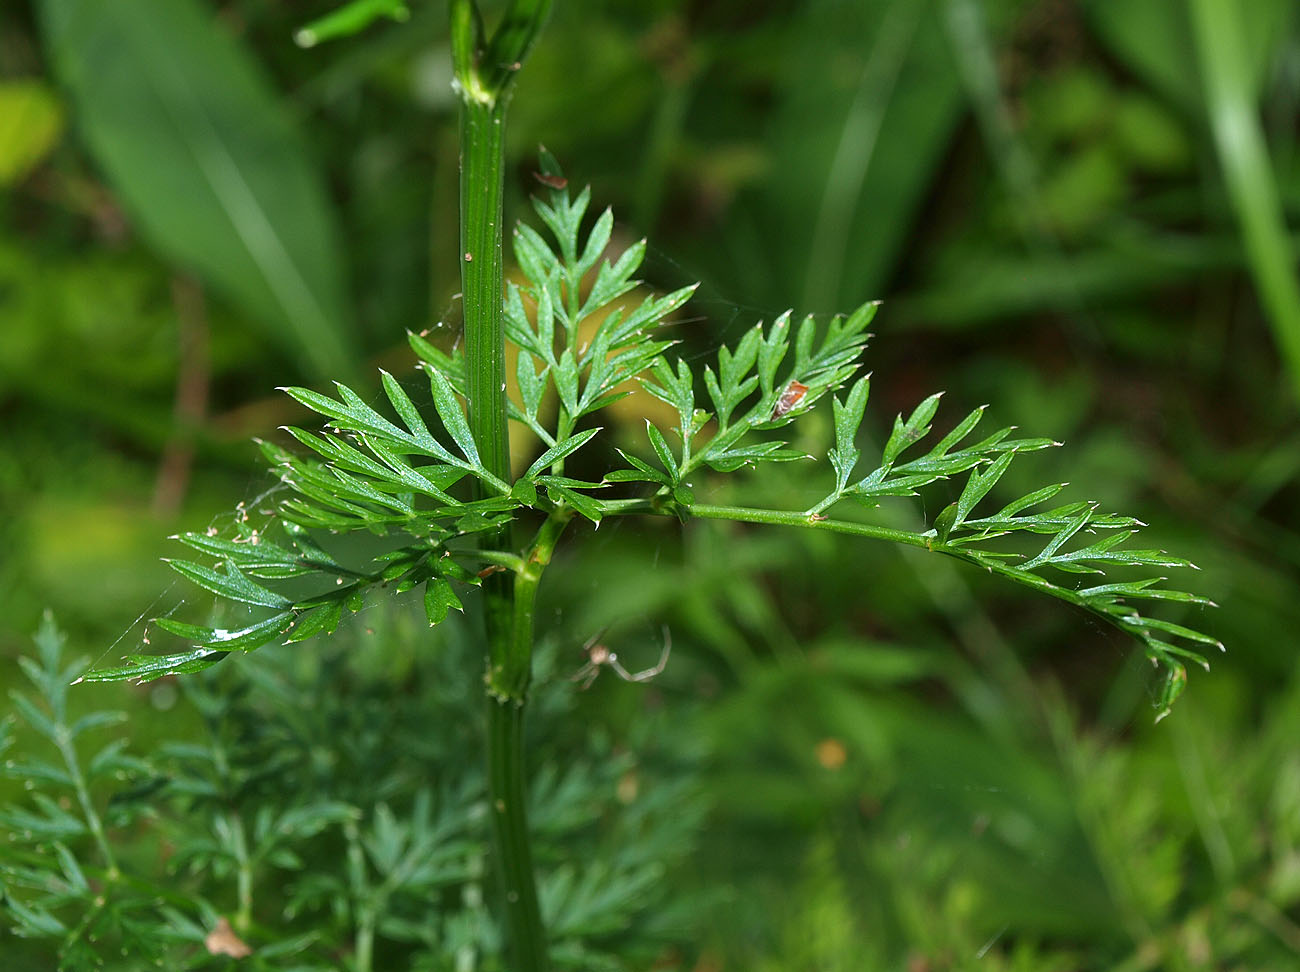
xmin=284 ymin=601 xmax=345 ymax=643
xmin=318 ymin=464 xmax=415 ymax=514
xmin=423 ymin=577 xmax=463 ymax=625
xmin=380 ymin=369 xmax=438 ymax=451
xmin=992 ymin=482 xmax=1069 ymax=520
xmin=514 ymin=224 xmax=560 ymax=295
xmin=524 ymin=428 xmax=602 ymax=480
xmin=829 ymin=376 xmax=870 ymax=491
xmin=1021 ymin=506 xmax=1095 ymax=569
xmin=644 ymin=421 xmax=679 ymax=483
xmin=280 ymin=383 xmax=408 ymax=442
xmin=1144 ymin=639 xmax=1212 ymax=672
xmin=426 ymin=366 xmax=481 ymax=468
xmin=963 ymin=499 xmax=1132 ymax=535
xmin=176 ymin=532 xmax=331 ymax=575
xmin=1117 ymin=615 xmax=1223 ymax=649
xmin=535 ymin=144 xmax=568 ymax=203
xmin=1049 ymin=533 xmax=1196 ymax=571
xmin=431 ymin=552 xmax=481 ymax=586
xmin=755 ymin=312 xmax=792 ymax=395
xmin=545 ymin=483 xmax=604 ymax=524
xmin=360 ymin=435 xmax=463 ymax=505
xmin=932 ymin=502 xmax=961 ymax=542
xmin=506 ymin=284 xmax=547 ymax=360
xmin=1079 ymin=580 xmax=1215 ymax=605
xmin=793 ymin=313 xmax=817 ymax=374
xmin=277 ymin=460 xmax=415 ymax=520
xmin=80 ymin=648 xmax=230 ymax=683
xmin=643 ymin=358 xmax=696 ymax=444
xmin=953 ymin=450 xmax=1016 ymax=527
xmin=279 ymin=428 xmax=394 ymax=480
xmin=1153 ymin=661 xmax=1188 ymax=723
xmin=605 ymin=448 xmax=671 ymax=485
xmin=535 ymin=183 xmax=590 ymax=265
xmin=515 ymin=349 xmax=548 ymax=419
xmin=284 ymin=425 xmax=460 ymax=497
xmin=408 ymin=330 xmax=466 ymax=391
xmin=166 ymin=559 xmax=293 ymax=609
xmin=928 ymin=404 xmax=987 ymax=458
xmin=155 ymin=613 xmax=294 ymax=651
xmin=581 ymin=240 xmax=648 ymax=317
xmin=882 ymin=392 xmax=944 ymax=466
xmin=704 ymin=441 xmax=806 ymax=473
xmin=576 ymin=207 xmax=613 ymax=276
xmin=512 ymin=478 xmax=539 ymax=505
xmin=600 ymin=282 xmax=695 ymax=347
xmin=7 ymin=694 xmax=59 ymax=745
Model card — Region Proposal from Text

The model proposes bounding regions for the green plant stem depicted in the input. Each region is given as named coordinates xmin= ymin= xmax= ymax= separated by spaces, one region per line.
xmin=488 ymin=512 xmax=572 ymax=699
xmin=452 ymin=2 xmax=552 ymax=966
xmin=459 ymin=94 xmax=511 ymax=481
xmin=616 ymin=500 xmax=1175 ymax=644
xmin=355 ymin=910 xmax=376 ymax=972
xmin=688 ymin=502 xmax=1108 ymax=601
xmin=684 ymin=502 xmax=930 ymax=544
xmin=486 ymin=701 xmax=544 ymax=966
xmin=485 ymin=512 xmax=569 ymax=972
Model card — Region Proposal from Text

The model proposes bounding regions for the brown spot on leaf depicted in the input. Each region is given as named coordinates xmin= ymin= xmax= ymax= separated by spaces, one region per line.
xmin=533 ymin=171 xmax=568 ymax=190
xmin=770 ymin=380 xmax=809 ymax=420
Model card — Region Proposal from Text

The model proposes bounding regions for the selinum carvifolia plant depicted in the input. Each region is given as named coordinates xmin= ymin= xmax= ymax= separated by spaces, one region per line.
xmin=63 ymin=0 xmax=1218 ymax=967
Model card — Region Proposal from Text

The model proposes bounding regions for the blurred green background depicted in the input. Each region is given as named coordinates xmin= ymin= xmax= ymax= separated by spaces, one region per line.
xmin=3 ymin=0 xmax=1300 ymax=968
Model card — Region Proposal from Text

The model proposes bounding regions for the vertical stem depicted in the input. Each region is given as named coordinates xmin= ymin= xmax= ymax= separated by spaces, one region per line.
xmin=487 ymin=701 xmax=544 ymax=964
xmin=488 ymin=512 xmax=571 ymax=700
xmin=459 ymin=94 xmax=511 ymax=482
xmin=450 ymin=2 xmax=553 ymax=968
xmin=484 ymin=513 xmax=569 ymax=972
xmin=354 ymin=908 xmax=376 ymax=972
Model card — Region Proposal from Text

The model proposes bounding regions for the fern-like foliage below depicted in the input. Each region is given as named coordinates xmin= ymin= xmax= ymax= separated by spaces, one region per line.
xmin=5 ymin=614 xmax=705 ymax=970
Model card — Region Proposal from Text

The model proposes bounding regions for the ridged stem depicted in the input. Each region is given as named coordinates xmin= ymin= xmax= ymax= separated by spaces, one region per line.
xmin=459 ymin=95 xmax=510 ymax=482
xmin=451 ymin=1 xmax=553 ymax=967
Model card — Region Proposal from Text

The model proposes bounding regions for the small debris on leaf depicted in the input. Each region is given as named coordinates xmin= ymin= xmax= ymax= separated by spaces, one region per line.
xmin=771 ymin=380 xmax=809 ymax=420
xmin=205 ymin=916 xmax=251 ymax=958
xmin=533 ymin=171 xmax=568 ymax=190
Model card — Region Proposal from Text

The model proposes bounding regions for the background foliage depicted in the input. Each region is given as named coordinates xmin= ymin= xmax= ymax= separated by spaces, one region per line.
xmin=2 ymin=0 xmax=1299 ymax=968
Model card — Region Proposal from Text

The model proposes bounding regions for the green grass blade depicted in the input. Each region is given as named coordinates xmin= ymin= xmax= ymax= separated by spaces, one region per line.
xmin=1190 ymin=0 xmax=1300 ymax=400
